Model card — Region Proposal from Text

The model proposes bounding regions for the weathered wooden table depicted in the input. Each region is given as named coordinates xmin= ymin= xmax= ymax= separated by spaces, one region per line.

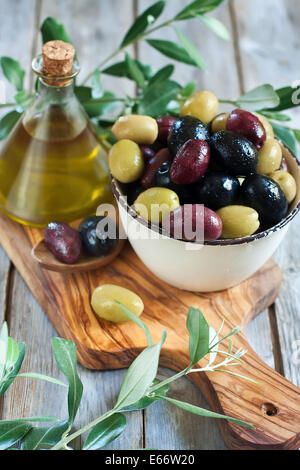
xmin=0 ymin=0 xmax=299 ymax=450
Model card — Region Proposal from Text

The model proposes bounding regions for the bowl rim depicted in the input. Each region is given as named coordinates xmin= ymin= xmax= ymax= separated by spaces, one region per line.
xmin=111 ymin=141 xmax=300 ymax=246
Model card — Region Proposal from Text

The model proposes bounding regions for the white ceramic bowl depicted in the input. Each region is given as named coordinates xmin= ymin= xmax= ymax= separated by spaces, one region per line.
xmin=111 ymin=143 xmax=300 ymax=292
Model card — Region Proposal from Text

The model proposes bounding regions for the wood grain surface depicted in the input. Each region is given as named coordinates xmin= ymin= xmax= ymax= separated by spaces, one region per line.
xmin=0 ymin=213 xmax=299 ymax=449
xmin=0 ymin=0 xmax=299 ymax=450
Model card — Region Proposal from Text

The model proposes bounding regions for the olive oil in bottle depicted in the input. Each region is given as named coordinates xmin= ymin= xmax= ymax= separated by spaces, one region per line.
xmin=0 ymin=40 xmax=112 ymax=227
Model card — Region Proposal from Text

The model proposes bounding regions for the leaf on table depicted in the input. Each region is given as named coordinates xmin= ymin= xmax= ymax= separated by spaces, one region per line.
xmin=51 ymin=338 xmax=83 ymax=427
xmin=237 ymin=84 xmax=280 ymax=111
xmin=121 ymin=0 xmax=166 ymax=47
xmin=0 ymin=111 xmax=21 ymax=140
xmin=197 ymin=14 xmax=230 ymax=40
xmin=147 ymin=38 xmax=204 ymax=67
xmin=125 ymin=53 xmax=145 ymax=89
xmin=18 ymin=371 xmax=67 ymax=387
xmin=83 ymin=413 xmax=126 ymax=450
xmin=0 ymin=342 xmax=25 ymax=397
xmin=0 ymin=322 xmax=8 ymax=380
xmin=121 ymin=379 xmax=170 ymax=412
xmin=40 ymin=17 xmax=73 ymax=45
xmin=137 ymin=79 xmax=181 ymax=117
xmin=160 ymin=396 xmax=254 ymax=429
xmin=186 ymin=307 xmax=210 ymax=366
xmin=0 ymin=421 xmax=32 ymax=450
xmin=115 ymin=301 xmax=153 ymax=346
xmin=175 ymin=0 xmax=225 ymax=21
xmin=0 ymin=57 xmax=25 ymax=91
xmin=115 ymin=332 xmax=166 ymax=410
xmin=20 ymin=420 xmax=69 ymax=450
xmin=271 ymin=123 xmax=297 ymax=155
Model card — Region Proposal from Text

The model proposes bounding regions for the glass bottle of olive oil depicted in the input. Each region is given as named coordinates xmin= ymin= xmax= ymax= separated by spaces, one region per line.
xmin=0 ymin=40 xmax=112 ymax=227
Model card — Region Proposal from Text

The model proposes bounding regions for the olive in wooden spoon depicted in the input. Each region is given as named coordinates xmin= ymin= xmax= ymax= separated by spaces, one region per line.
xmin=32 ymin=219 xmax=125 ymax=273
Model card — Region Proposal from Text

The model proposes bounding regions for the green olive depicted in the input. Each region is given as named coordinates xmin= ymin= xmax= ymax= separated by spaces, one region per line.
xmin=257 ymin=139 xmax=282 ymax=175
xmin=91 ymin=284 xmax=144 ymax=323
xmin=134 ymin=187 xmax=180 ymax=223
xmin=217 ymin=205 xmax=260 ymax=239
xmin=268 ymin=170 xmax=297 ymax=203
xmin=111 ymin=114 xmax=158 ymax=144
xmin=180 ymin=90 xmax=219 ymax=124
xmin=109 ymin=139 xmax=144 ymax=183
xmin=211 ymin=113 xmax=229 ymax=133
xmin=255 ymin=113 xmax=274 ymax=141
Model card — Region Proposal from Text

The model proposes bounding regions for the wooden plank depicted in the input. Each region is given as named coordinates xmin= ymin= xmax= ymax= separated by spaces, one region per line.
xmin=232 ymin=0 xmax=300 ymax=388
xmin=137 ymin=0 xmax=276 ymax=448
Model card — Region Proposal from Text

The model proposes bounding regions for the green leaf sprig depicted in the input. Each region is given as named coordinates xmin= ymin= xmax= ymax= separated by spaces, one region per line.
xmin=0 ymin=303 xmax=254 ymax=451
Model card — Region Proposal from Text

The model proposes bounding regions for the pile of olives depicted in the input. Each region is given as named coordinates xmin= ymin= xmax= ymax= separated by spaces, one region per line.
xmin=109 ymin=91 xmax=297 ymax=241
xmin=45 ymin=216 xmax=118 ymax=264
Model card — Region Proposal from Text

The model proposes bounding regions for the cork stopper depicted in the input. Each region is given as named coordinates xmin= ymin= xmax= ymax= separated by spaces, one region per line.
xmin=42 ymin=40 xmax=75 ymax=86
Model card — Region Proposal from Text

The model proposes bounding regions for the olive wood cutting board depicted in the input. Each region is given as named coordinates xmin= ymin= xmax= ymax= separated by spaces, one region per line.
xmin=0 ymin=213 xmax=299 ymax=450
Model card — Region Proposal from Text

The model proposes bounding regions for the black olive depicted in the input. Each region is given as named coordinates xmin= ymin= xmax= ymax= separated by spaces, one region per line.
xmin=155 ymin=161 xmax=195 ymax=204
xmin=241 ymin=174 xmax=288 ymax=228
xmin=79 ymin=216 xmax=117 ymax=256
xmin=194 ymin=172 xmax=240 ymax=210
xmin=119 ymin=182 xmax=144 ymax=205
xmin=210 ymin=131 xmax=258 ymax=176
xmin=168 ymin=116 xmax=209 ymax=156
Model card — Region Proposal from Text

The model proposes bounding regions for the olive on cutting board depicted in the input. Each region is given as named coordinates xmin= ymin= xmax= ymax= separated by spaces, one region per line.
xmin=210 ymin=131 xmax=258 ymax=176
xmin=167 ymin=116 xmax=210 ymax=156
xmin=194 ymin=172 xmax=240 ymax=210
xmin=241 ymin=174 xmax=288 ymax=228
xmin=79 ymin=215 xmax=118 ymax=256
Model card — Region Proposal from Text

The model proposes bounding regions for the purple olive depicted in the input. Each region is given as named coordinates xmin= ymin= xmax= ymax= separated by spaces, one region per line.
xmin=226 ymin=108 xmax=266 ymax=150
xmin=45 ymin=222 xmax=82 ymax=264
xmin=162 ymin=204 xmax=222 ymax=241
xmin=141 ymin=148 xmax=171 ymax=188
xmin=170 ymin=139 xmax=210 ymax=185
xmin=156 ymin=116 xmax=177 ymax=144
xmin=140 ymin=145 xmax=156 ymax=162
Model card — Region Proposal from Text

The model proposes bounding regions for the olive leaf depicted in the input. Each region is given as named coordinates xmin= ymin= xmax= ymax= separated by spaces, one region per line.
xmin=147 ymin=38 xmax=204 ymax=67
xmin=0 ymin=342 xmax=25 ymax=397
xmin=121 ymin=0 xmax=166 ymax=47
xmin=125 ymin=53 xmax=145 ymax=89
xmin=40 ymin=17 xmax=73 ymax=45
xmin=260 ymin=111 xmax=292 ymax=122
xmin=121 ymin=379 xmax=170 ymax=412
xmin=83 ymin=414 xmax=126 ymax=450
xmin=268 ymin=86 xmax=300 ymax=112
xmin=91 ymin=70 xmax=103 ymax=99
xmin=197 ymin=14 xmax=230 ymax=41
xmin=237 ymin=84 xmax=280 ymax=111
xmin=186 ymin=307 xmax=210 ymax=366
xmin=148 ymin=65 xmax=174 ymax=87
xmin=180 ymin=81 xmax=197 ymax=98
xmin=174 ymin=28 xmax=207 ymax=70
xmin=83 ymin=91 xmax=119 ymax=118
xmin=20 ymin=420 xmax=69 ymax=450
xmin=102 ymin=60 xmax=152 ymax=81
xmin=175 ymin=0 xmax=225 ymax=21
xmin=0 ymin=421 xmax=32 ymax=450
xmin=115 ymin=301 xmax=153 ymax=346
xmin=0 ymin=57 xmax=25 ymax=91
xmin=137 ymin=79 xmax=181 ymax=117
xmin=0 ymin=322 xmax=8 ymax=380
xmin=51 ymin=338 xmax=83 ymax=428
xmin=0 ymin=111 xmax=21 ymax=140
xmin=159 ymin=396 xmax=254 ymax=429
xmin=271 ymin=123 xmax=297 ymax=155
xmin=114 ymin=332 xmax=166 ymax=410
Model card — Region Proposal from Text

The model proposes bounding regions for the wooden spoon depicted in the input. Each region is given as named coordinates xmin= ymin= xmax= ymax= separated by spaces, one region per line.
xmin=31 ymin=238 xmax=126 ymax=273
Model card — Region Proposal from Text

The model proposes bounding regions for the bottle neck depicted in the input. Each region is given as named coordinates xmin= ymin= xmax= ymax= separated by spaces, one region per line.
xmin=37 ymin=78 xmax=75 ymax=104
